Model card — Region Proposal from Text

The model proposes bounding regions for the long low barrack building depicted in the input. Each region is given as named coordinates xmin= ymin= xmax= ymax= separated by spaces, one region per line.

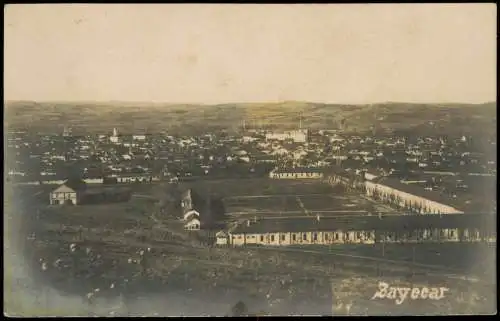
xmin=325 ymin=167 xmax=465 ymax=214
xmin=225 ymin=213 xmax=496 ymax=247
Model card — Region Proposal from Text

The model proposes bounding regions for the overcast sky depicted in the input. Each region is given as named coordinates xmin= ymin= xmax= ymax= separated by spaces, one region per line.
xmin=4 ymin=4 xmax=497 ymax=104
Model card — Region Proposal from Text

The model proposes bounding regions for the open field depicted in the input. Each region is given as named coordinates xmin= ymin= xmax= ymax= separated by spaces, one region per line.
xmin=224 ymin=194 xmax=395 ymax=217
xmin=210 ymin=178 xmax=397 ymax=220
xmin=5 ymin=183 xmax=496 ymax=315
xmin=178 ymin=178 xmax=335 ymax=198
xmin=285 ymin=243 xmax=496 ymax=278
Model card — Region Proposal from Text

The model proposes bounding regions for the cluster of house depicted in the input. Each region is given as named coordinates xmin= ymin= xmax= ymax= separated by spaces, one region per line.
xmin=326 ymin=169 xmax=465 ymax=214
xmin=217 ymin=213 xmax=496 ymax=247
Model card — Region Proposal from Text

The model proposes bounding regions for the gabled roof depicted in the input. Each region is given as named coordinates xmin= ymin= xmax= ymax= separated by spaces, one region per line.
xmin=216 ymin=230 xmax=228 ymax=237
xmin=185 ymin=217 xmax=201 ymax=226
xmin=231 ymin=213 xmax=496 ymax=234
xmin=51 ymin=184 xmax=78 ymax=194
xmin=368 ymin=176 xmax=465 ymax=211
xmin=183 ymin=209 xmax=200 ymax=221
xmin=273 ymin=167 xmax=324 ymax=174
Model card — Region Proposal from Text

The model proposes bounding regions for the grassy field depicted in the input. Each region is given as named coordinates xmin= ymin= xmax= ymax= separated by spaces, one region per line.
xmin=178 ymin=178 xmax=335 ymax=198
xmin=4 ymin=183 xmax=496 ymax=316
xmin=286 ymin=243 xmax=496 ymax=277
xmin=210 ymin=178 xmax=396 ymax=221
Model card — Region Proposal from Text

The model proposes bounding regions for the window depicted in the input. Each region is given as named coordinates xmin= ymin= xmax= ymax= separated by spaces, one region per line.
xmin=302 ymin=233 xmax=307 ymax=241
xmin=357 ymin=232 xmax=362 ymax=239
xmin=292 ymin=234 xmax=297 ymax=241
xmin=270 ymin=235 xmax=275 ymax=242
xmin=450 ymin=230 xmax=454 ymax=237
xmin=335 ymin=233 xmax=339 ymax=240
xmin=260 ymin=235 xmax=264 ymax=242
xmin=313 ymin=233 xmax=318 ymax=241
xmin=440 ymin=230 xmax=445 ymax=237
xmin=281 ymin=234 xmax=286 ymax=241
xmin=325 ymin=234 xmax=329 ymax=241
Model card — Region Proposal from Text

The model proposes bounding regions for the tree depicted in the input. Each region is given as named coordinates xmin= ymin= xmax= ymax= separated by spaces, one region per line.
xmin=231 ymin=301 xmax=248 ymax=317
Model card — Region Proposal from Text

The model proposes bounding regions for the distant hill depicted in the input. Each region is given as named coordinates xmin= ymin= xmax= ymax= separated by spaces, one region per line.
xmin=3 ymin=100 xmax=496 ymax=137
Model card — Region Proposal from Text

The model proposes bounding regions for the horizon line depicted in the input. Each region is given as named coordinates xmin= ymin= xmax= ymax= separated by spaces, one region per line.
xmin=4 ymin=99 xmax=496 ymax=106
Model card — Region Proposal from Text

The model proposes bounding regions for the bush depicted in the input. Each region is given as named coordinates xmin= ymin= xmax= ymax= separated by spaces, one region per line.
xmin=231 ymin=301 xmax=248 ymax=316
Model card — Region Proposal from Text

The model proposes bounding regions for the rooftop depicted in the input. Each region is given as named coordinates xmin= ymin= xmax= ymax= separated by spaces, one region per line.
xmin=272 ymin=167 xmax=325 ymax=174
xmin=231 ymin=213 xmax=495 ymax=234
xmin=372 ymin=176 xmax=466 ymax=211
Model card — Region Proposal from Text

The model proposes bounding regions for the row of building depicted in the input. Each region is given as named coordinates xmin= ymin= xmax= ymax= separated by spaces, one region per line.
xmin=268 ymin=167 xmax=324 ymax=179
xmin=326 ymin=168 xmax=465 ymax=214
xmin=266 ymin=166 xmax=464 ymax=214
xmin=218 ymin=213 xmax=496 ymax=246
xmin=13 ymin=173 xmax=161 ymax=186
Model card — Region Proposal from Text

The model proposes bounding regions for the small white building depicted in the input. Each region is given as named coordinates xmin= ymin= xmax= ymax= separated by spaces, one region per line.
xmin=133 ymin=135 xmax=146 ymax=141
xmin=49 ymin=179 xmax=87 ymax=205
xmin=185 ymin=217 xmax=201 ymax=231
xmin=181 ymin=188 xmax=210 ymax=231
xmin=216 ymin=231 xmax=229 ymax=246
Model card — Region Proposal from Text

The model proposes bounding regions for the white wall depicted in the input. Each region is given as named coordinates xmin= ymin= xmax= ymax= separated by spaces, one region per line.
xmin=228 ymin=227 xmax=489 ymax=246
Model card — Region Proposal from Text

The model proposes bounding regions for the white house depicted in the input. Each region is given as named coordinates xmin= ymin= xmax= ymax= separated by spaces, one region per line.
xmin=185 ymin=217 xmax=201 ymax=231
xmin=49 ymin=179 xmax=87 ymax=205
xmin=216 ymin=231 xmax=229 ymax=246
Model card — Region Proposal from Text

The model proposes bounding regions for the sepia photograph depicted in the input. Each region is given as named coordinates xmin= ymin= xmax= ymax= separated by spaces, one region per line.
xmin=3 ymin=3 xmax=497 ymax=316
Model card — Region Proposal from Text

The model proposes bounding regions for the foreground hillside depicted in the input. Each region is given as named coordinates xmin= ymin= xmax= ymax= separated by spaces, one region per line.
xmin=4 ymin=100 xmax=496 ymax=137
xmin=4 ymin=183 xmax=496 ymax=316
